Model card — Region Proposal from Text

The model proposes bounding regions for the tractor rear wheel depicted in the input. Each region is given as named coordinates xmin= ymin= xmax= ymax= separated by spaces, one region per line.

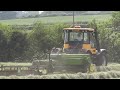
xmin=96 ymin=54 xmax=107 ymax=66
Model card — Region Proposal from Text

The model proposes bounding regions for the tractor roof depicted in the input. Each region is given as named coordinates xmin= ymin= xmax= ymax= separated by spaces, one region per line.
xmin=63 ymin=28 xmax=94 ymax=32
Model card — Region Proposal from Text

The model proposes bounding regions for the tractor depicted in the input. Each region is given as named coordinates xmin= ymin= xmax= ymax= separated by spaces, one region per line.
xmin=47 ymin=25 xmax=108 ymax=73
xmin=32 ymin=25 xmax=108 ymax=74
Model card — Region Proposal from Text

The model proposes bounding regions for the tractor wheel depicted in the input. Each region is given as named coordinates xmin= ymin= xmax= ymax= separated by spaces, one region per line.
xmin=96 ymin=54 xmax=107 ymax=66
xmin=82 ymin=64 xmax=91 ymax=73
xmin=47 ymin=64 xmax=54 ymax=73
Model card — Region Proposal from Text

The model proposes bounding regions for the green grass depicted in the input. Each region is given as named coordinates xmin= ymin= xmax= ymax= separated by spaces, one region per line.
xmin=0 ymin=14 xmax=112 ymax=25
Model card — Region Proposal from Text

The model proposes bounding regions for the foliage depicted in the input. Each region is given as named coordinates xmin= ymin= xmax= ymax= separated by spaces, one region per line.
xmin=88 ymin=11 xmax=120 ymax=63
xmin=0 ymin=30 xmax=8 ymax=61
xmin=0 ymin=24 xmax=29 ymax=62
xmin=28 ymin=22 xmax=69 ymax=59
xmin=111 ymin=11 xmax=120 ymax=29
xmin=7 ymin=31 xmax=28 ymax=61
xmin=40 ymin=11 xmax=112 ymax=17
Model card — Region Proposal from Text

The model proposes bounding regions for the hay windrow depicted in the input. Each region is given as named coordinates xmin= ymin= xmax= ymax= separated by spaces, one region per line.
xmin=0 ymin=63 xmax=120 ymax=79
xmin=0 ymin=71 xmax=119 ymax=79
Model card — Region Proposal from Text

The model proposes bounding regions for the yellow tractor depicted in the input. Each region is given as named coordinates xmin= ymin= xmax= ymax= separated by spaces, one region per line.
xmin=48 ymin=25 xmax=108 ymax=73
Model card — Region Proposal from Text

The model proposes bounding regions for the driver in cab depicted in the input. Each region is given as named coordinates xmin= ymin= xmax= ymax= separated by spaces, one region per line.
xmin=76 ymin=33 xmax=82 ymax=41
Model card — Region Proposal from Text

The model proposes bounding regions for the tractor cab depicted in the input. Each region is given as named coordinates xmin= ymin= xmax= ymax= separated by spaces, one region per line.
xmin=63 ymin=26 xmax=97 ymax=54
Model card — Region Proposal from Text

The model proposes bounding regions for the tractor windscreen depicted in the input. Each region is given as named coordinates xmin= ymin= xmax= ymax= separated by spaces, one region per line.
xmin=64 ymin=30 xmax=89 ymax=43
xmin=69 ymin=31 xmax=83 ymax=42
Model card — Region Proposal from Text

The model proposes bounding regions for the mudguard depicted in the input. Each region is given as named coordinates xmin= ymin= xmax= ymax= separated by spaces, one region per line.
xmin=100 ymin=49 xmax=107 ymax=53
xmin=96 ymin=49 xmax=107 ymax=56
xmin=97 ymin=49 xmax=107 ymax=57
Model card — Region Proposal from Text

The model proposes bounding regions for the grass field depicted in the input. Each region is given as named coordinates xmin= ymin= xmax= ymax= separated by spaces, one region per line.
xmin=0 ymin=14 xmax=112 ymax=25
xmin=0 ymin=62 xmax=119 ymax=79
xmin=0 ymin=64 xmax=120 ymax=79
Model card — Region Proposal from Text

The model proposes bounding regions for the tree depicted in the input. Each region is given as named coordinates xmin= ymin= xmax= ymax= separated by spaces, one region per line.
xmin=28 ymin=22 xmax=69 ymax=59
xmin=0 ymin=30 xmax=8 ymax=61
xmin=8 ymin=31 xmax=28 ymax=61
xmin=111 ymin=11 xmax=120 ymax=30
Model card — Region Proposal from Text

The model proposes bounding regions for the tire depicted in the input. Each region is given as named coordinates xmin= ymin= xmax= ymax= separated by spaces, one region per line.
xmin=96 ymin=54 xmax=107 ymax=66
xmin=82 ymin=64 xmax=90 ymax=73
xmin=47 ymin=64 xmax=54 ymax=73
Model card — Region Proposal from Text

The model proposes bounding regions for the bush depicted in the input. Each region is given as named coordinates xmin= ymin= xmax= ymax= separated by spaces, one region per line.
xmin=111 ymin=11 xmax=120 ymax=29
xmin=7 ymin=31 xmax=29 ymax=61
xmin=0 ymin=30 xmax=8 ymax=61
xmin=28 ymin=22 xmax=69 ymax=59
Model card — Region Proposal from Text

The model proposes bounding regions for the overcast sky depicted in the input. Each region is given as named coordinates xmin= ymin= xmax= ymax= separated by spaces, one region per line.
xmin=22 ymin=11 xmax=44 ymax=14
xmin=39 ymin=11 xmax=44 ymax=14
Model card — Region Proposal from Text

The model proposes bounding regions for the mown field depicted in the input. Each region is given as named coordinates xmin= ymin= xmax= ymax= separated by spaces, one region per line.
xmin=0 ymin=14 xmax=111 ymax=25
xmin=0 ymin=62 xmax=119 ymax=79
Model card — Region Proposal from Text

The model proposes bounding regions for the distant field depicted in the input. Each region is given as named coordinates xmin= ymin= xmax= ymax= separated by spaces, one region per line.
xmin=0 ymin=14 xmax=112 ymax=25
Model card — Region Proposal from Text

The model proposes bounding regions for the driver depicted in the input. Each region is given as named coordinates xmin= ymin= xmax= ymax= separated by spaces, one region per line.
xmin=76 ymin=33 xmax=82 ymax=41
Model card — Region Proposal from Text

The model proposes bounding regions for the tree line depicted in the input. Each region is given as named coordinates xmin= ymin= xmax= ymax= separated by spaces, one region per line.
xmin=0 ymin=23 xmax=69 ymax=62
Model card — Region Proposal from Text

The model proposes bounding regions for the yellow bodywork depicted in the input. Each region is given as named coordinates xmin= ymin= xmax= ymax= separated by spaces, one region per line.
xmin=64 ymin=44 xmax=70 ymax=49
xmin=82 ymin=44 xmax=96 ymax=54
xmin=64 ymin=43 xmax=97 ymax=54
xmin=82 ymin=44 xmax=91 ymax=49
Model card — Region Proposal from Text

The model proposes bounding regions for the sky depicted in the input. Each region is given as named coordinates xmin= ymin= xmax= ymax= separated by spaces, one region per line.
xmin=22 ymin=11 xmax=44 ymax=14
xmin=39 ymin=11 xmax=44 ymax=14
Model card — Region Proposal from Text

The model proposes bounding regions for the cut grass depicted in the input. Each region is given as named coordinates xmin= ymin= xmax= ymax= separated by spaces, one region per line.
xmin=0 ymin=62 xmax=32 ymax=66
xmin=0 ymin=71 xmax=120 ymax=79
xmin=0 ymin=62 xmax=119 ymax=79
xmin=0 ymin=14 xmax=112 ymax=25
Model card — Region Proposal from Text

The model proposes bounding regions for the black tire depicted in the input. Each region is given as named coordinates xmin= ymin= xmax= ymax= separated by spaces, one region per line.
xmin=96 ymin=54 xmax=107 ymax=66
xmin=47 ymin=64 xmax=54 ymax=73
